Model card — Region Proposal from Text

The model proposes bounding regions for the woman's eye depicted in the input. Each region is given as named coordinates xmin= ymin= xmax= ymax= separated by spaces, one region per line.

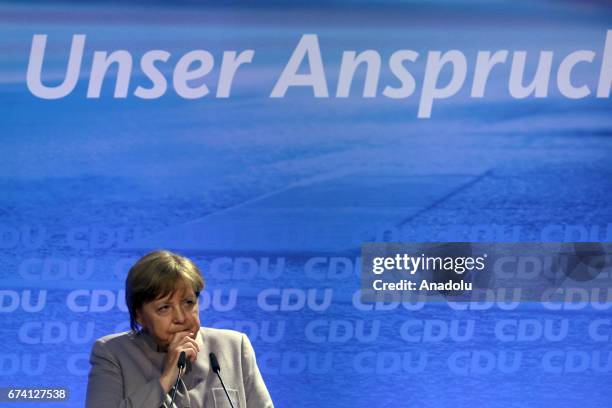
xmin=158 ymin=305 xmax=170 ymax=312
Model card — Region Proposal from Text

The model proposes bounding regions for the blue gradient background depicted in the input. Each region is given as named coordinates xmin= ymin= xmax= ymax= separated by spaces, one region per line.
xmin=1 ymin=1 xmax=612 ymax=407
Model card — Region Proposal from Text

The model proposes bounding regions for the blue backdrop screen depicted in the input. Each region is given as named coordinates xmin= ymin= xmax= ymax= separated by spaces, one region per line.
xmin=1 ymin=1 xmax=612 ymax=407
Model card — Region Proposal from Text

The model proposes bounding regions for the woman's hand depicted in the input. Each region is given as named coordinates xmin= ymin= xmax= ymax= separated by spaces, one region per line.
xmin=159 ymin=331 xmax=200 ymax=393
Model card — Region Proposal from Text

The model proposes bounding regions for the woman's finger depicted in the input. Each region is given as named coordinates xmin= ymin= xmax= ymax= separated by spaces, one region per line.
xmin=178 ymin=344 xmax=198 ymax=362
xmin=179 ymin=335 xmax=200 ymax=352
xmin=169 ymin=331 xmax=193 ymax=347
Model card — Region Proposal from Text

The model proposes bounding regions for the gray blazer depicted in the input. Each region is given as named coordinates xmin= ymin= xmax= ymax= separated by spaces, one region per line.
xmin=86 ymin=327 xmax=274 ymax=408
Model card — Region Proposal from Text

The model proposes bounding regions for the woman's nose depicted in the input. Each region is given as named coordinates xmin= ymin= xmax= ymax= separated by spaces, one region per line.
xmin=172 ymin=306 xmax=186 ymax=323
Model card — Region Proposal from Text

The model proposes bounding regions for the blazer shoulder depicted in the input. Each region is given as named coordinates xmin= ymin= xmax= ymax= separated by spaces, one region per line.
xmin=201 ymin=327 xmax=246 ymax=346
xmin=92 ymin=331 xmax=139 ymax=353
xmin=96 ymin=330 xmax=135 ymax=343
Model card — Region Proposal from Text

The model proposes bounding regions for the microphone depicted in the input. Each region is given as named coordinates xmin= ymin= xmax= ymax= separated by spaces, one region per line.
xmin=169 ymin=351 xmax=187 ymax=406
xmin=178 ymin=351 xmax=187 ymax=370
xmin=209 ymin=353 xmax=235 ymax=408
xmin=209 ymin=352 xmax=220 ymax=373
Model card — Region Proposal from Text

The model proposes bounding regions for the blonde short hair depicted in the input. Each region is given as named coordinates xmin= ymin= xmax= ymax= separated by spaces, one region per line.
xmin=125 ymin=250 xmax=205 ymax=331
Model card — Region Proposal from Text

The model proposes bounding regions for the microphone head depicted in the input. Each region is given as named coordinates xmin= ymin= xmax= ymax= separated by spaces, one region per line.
xmin=178 ymin=351 xmax=187 ymax=369
xmin=209 ymin=352 xmax=220 ymax=373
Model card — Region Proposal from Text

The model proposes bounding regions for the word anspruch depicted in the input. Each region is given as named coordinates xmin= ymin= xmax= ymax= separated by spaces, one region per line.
xmin=26 ymin=32 xmax=612 ymax=118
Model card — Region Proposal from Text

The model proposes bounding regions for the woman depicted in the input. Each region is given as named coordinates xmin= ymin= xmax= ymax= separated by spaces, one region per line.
xmin=86 ymin=250 xmax=274 ymax=408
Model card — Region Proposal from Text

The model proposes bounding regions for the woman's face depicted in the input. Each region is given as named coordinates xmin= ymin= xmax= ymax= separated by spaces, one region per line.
xmin=136 ymin=287 xmax=200 ymax=347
